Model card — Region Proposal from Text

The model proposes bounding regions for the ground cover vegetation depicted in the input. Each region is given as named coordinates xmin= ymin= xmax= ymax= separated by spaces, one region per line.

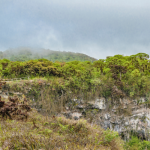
xmin=0 ymin=110 xmax=124 ymax=149
xmin=124 ymin=136 xmax=150 ymax=150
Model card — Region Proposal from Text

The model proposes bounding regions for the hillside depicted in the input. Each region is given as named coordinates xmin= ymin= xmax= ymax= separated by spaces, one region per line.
xmin=1 ymin=53 xmax=150 ymax=149
xmin=0 ymin=48 xmax=97 ymax=62
xmin=1 ymin=78 xmax=150 ymax=149
xmin=0 ymin=81 xmax=123 ymax=149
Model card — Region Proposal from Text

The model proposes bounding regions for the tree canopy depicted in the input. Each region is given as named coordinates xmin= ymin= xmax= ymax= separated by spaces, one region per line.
xmin=1 ymin=53 xmax=150 ymax=98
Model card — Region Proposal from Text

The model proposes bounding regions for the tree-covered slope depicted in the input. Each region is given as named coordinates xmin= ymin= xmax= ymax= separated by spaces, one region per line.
xmin=1 ymin=52 xmax=150 ymax=99
xmin=0 ymin=48 xmax=97 ymax=62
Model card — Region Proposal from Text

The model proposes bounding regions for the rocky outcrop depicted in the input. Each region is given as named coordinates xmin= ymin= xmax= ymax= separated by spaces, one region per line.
xmin=1 ymin=80 xmax=150 ymax=141
xmin=62 ymin=97 xmax=150 ymax=141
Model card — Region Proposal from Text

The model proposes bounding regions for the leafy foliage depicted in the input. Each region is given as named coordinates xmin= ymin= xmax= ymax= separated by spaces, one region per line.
xmin=1 ymin=52 xmax=150 ymax=98
xmin=124 ymin=136 xmax=150 ymax=150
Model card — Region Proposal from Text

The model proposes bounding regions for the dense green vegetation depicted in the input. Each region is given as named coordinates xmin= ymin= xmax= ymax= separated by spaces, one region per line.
xmin=0 ymin=48 xmax=97 ymax=62
xmin=1 ymin=52 xmax=150 ymax=99
xmin=124 ymin=136 xmax=150 ymax=150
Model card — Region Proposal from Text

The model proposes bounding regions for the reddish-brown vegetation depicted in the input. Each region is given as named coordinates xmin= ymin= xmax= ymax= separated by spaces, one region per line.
xmin=0 ymin=95 xmax=31 ymax=121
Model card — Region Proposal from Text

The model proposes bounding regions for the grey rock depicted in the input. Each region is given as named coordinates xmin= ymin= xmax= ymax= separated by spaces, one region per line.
xmin=74 ymin=116 xmax=79 ymax=120
xmin=76 ymin=105 xmax=84 ymax=109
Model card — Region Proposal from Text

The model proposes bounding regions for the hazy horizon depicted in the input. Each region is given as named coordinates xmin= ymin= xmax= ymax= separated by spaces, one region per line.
xmin=0 ymin=0 xmax=150 ymax=59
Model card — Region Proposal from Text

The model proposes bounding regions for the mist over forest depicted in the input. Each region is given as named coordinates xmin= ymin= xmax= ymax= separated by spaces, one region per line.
xmin=0 ymin=48 xmax=97 ymax=62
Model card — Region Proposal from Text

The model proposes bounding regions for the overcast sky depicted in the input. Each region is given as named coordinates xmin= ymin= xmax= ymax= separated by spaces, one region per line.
xmin=0 ymin=0 xmax=150 ymax=59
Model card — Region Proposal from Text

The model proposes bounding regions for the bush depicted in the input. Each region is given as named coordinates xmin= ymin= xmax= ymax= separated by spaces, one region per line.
xmin=124 ymin=136 xmax=150 ymax=150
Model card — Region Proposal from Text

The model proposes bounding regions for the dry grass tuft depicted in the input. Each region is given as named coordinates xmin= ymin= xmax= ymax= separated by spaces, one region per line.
xmin=0 ymin=107 xmax=124 ymax=150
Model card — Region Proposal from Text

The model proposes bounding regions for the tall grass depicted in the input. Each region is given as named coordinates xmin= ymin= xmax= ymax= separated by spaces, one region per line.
xmin=0 ymin=108 xmax=124 ymax=150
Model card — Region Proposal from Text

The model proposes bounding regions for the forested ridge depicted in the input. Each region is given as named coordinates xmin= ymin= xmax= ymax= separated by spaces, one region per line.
xmin=0 ymin=48 xmax=97 ymax=62
xmin=1 ymin=52 xmax=150 ymax=99
xmin=1 ymin=53 xmax=150 ymax=149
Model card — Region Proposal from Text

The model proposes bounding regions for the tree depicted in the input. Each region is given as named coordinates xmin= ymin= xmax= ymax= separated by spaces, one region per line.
xmin=93 ymin=59 xmax=105 ymax=74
